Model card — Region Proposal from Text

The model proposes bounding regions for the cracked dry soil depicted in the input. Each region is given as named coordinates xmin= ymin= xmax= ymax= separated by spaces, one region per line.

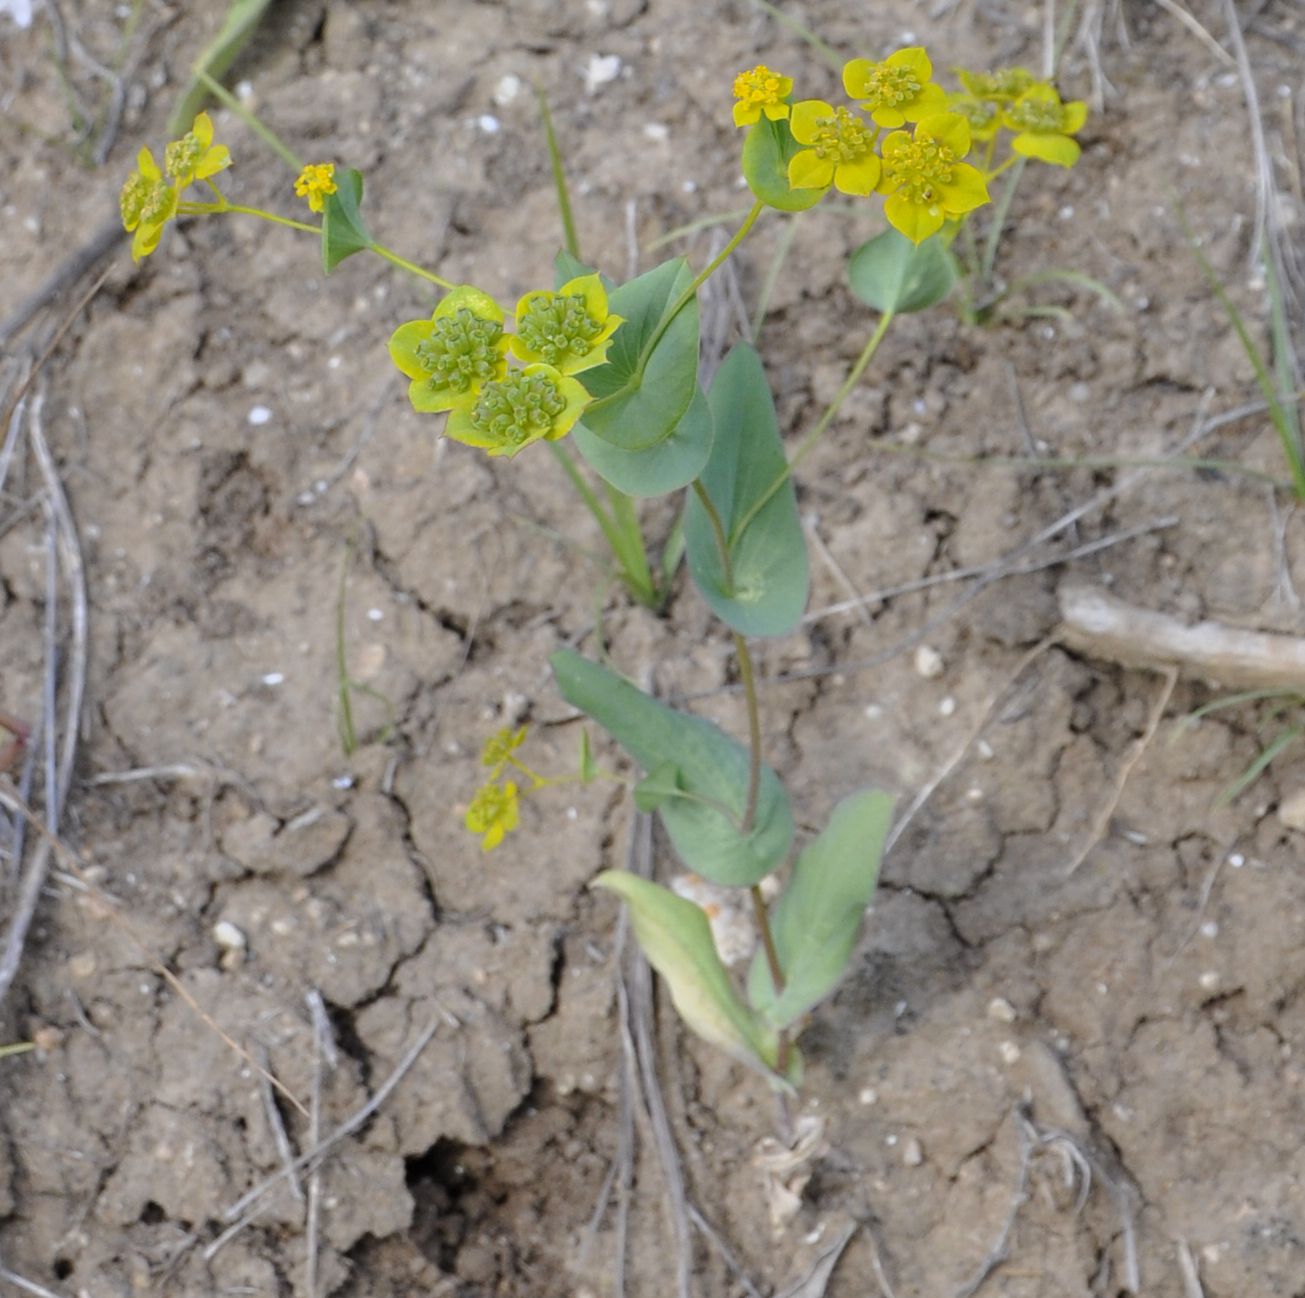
xmin=3 ymin=1 xmax=1305 ymax=1295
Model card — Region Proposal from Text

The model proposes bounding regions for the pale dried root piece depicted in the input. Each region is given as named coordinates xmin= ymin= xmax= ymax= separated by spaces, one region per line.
xmin=1058 ymin=583 xmax=1305 ymax=691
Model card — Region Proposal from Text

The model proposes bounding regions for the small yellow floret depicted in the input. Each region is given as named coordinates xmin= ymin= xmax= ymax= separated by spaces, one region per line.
xmin=732 ymin=64 xmax=793 ymax=128
xmin=465 ymin=780 xmax=520 ymax=851
xmin=294 ymin=162 xmax=338 ymax=214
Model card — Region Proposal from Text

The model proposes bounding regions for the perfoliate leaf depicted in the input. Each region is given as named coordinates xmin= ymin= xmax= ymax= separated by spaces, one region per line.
xmin=571 ymin=383 xmax=713 ymax=496
xmin=594 ymin=871 xmax=791 ymax=1083
xmin=578 ymin=258 xmax=699 ymax=452
xmin=633 ymin=760 xmax=682 ymax=812
xmin=321 ymin=167 xmax=373 ymax=273
xmin=741 ymin=116 xmax=825 ymax=213
xmin=848 ymin=227 xmax=956 ymax=314
xmin=748 ymin=789 xmax=894 ymax=1029
xmin=551 ymin=649 xmax=793 ymax=887
xmin=683 ymin=343 xmax=809 ymax=637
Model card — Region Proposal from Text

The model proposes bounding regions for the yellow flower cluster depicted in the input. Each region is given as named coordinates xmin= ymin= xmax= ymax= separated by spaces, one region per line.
xmin=119 ymin=113 xmax=231 ymax=262
xmin=731 ymin=50 xmax=1087 ymax=244
xmin=388 ymin=274 xmax=623 ymax=458
xmin=294 ymin=162 xmax=338 ymax=213
xmin=465 ymin=726 xmax=552 ymax=850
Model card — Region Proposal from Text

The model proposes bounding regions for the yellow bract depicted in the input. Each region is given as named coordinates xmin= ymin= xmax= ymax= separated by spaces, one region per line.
xmin=843 ymin=47 xmax=948 ymax=128
xmin=732 ymin=64 xmax=793 ymax=128
xmin=119 ymin=147 xmax=178 ymax=263
xmin=877 ymin=113 xmax=990 ymax=243
xmin=787 ymin=100 xmax=882 ymax=197
xmin=1004 ymin=85 xmax=1088 ymax=167
xmin=509 ymin=274 xmax=624 ymax=375
xmin=295 ymin=162 xmax=338 ymax=213
xmin=482 ymin=726 xmax=528 ymax=777
xmin=445 ymin=363 xmax=591 ymax=458
xmin=164 ymin=112 xmax=231 ymax=188
xmin=465 ymin=781 xmax=520 ymax=851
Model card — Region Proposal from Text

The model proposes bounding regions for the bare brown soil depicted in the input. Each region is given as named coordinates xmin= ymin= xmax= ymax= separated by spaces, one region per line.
xmin=2 ymin=2 xmax=1305 ymax=1296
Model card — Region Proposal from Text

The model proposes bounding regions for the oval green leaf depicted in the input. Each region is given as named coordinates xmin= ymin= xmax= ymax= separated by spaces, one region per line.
xmin=579 ymin=258 xmax=699 ymax=452
xmin=741 ymin=117 xmax=826 ymax=213
xmin=848 ymin=226 xmax=957 ymax=315
xmin=551 ymin=649 xmax=793 ymax=887
xmin=683 ymin=342 xmax=809 ymax=637
xmin=321 ymin=167 xmax=373 ymax=274
xmin=570 ymin=383 xmax=713 ymax=496
xmin=747 ymin=789 xmax=894 ymax=1030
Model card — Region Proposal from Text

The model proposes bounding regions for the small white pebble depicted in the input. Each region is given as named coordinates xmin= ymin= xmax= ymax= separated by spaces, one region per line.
xmin=367 ymin=607 xmax=384 ymax=622
xmin=1228 ymin=852 xmax=1245 ymax=868
xmin=977 ymin=739 xmax=994 ymax=761
xmin=999 ymin=1040 xmax=1021 ymax=1065
xmin=966 ymin=785 xmax=984 ymax=803
xmin=938 ymin=695 xmax=956 ymax=717
xmin=914 ymin=645 xmax=944 ymax=678
xmin=884 ymin=1133 xmax=898 ymax=1147
xmin=1199 ymin=970 xmax=1220 ymax=990
xmin=643 ymin=122 xmax=669 ymax=141
xmin=476 ymin=113 xmax=501 ymax=134
xmin=858 ymin=1087 xmax=878 ymax=1105
xmin=1058 ymin=204 xmax=1075 ymax=220
xmin=212 ymin=921 xmax=246 ymax=951
xmin=1200 ymin=920 xmax=1219 ymax=938
xmin=332 ymin=774 xmax=355 ymax=790
xmin=566 ymin=806 xmax=578 ymax=820
xmin=987 ymin=997 xmax=1017 ymax=1023
xmin=863 ymin=703 xmax=883 ymax=720
xmin=247 ymin=405 xmax=272 ymax=426
xmin=261 ymin=671 xmax=284 ymax=687
xmin=583 ymin=53 xmax=622 ymax=93
xmin=1096 ymin=981 xmax=1109 ymax=995
xmin=902 ymin=1137 xmax=924 ymax=1167
xmin=493 ymin=74 xmax=523 ymax=106
xmin=681 ymin=179 xmax=697 ymax=193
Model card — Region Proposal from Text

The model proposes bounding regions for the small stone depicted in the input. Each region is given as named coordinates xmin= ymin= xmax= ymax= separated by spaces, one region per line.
xmin=69 ymin=953 xmax=97 ymax=979
xmin=858 ymin=1087 xmax=878 ymax=1106
xmin=999 ymin=1040 xmax=1022 ymax=1065
xmin=938 ymin=695 xmax=957 ymax=717
xmin=902 ymin=1137 xmax=924 ymax=1167
xmin=914 ymin=645 xmax=944 ymax=678
xmin=1199 ymin=970 xmax=1220 ymax=990
xmin=212 ymin=920 xmax=247 ymax=951
xmin=1278 ymin=789 xmax=1305 ymax=831
xmin=987 ymin=996 xmax=1017 ymax=1023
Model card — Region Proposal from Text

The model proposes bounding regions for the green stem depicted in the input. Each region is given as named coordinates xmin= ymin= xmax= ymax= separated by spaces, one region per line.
xmin=730 ymin=309 xmax=895 ymax=548
xmin=750 ymin=885 xmax=785 ymax=994
xmin=733 ymin=632 xmax=762 ymax=836
xmin=178 ymin=199 xmax=321 ymax=235
xmin=980 ymin=156 xmax=1027 ymax=286
xmin=690 ymin=480 xmax=735 ymax=592
xmin=537 ymin=86 xmax=580 ymax=260
xmin=370 ymin=242 xmax=457 ymax=290
xmin=548 ymin=443 xmax=659 ymax=607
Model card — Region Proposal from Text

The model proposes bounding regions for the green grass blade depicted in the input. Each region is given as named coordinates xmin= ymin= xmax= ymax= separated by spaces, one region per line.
xmin=537 ymin=87 xmax=580 ymax=261
xmin=1171 ymin=687 xmax=1301 ymax=739
xmin=1213 ymin=726 xmax=1302 ymax=807
xmin=168 ymin=0 xmax=275 ymax=137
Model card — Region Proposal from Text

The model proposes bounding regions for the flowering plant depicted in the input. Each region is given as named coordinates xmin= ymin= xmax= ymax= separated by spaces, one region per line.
xmin=124 ymin=43 xmax=1086 ymax=1087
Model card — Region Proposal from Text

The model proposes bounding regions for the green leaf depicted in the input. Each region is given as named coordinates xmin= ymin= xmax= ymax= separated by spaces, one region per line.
xmin=634 ymin=760 xmax=682 ymax=812
xmin=683 ymin=343 xmax=809 ymax=637
xmin=741 ymin=116 xmax=826 ymax=213
xmin=551 ymin=649 xmax=794 ymax=887
xmin=748 ymin=789 xmax=893 ymax=1029
xmin=579 ymin=259 xmax=699 ymax=452
xmin=593 ymin=871 xmax=789 ymax=1082
xmin=571 ymin=383 xmax=713 ymax=496
xmin=848 ymin=227 xmax=957 ymax=314
xmin=321 ymin=168 xmax=373 ymax=274
xmin=553 ymin=249 xmax=602 ymax=289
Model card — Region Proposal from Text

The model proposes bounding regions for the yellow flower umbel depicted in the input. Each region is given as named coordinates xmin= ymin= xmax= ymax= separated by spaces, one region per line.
xmin=120 ymin=147 xmax=179 ymax=262
xmin=509 ymin=274 xmax=624 ymax=375
xmin=163 ymin=112 xmax=231 ymax=188
xmin=388 ymin=285 xmax=510 ymax=414
xmin=445 ymin=364 xmax=590 ymax=458
xmin=465 ymin=780 xmax=520 ymax=851
xmin=482 ymin=726 xmax=527 ymax=777
xmin=732 ymin=64 xmax=793 ymax=127
xmin=946 ymin=93 xmax=1001 ymax=143
xmin=295 ymin=162 xmax=338 ymax=213
xmin=787 ymin=101 xmax=881 ymax=196
xmin=957 ymin=66 xmax=1038 ymax=104
xmin=843 ymin=48 xmax=948 ymax=128
xmin=1003 ymin=85 xmax=1088 ymax=167
xmin=877 ymin=113 xmax=990 ymax=243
